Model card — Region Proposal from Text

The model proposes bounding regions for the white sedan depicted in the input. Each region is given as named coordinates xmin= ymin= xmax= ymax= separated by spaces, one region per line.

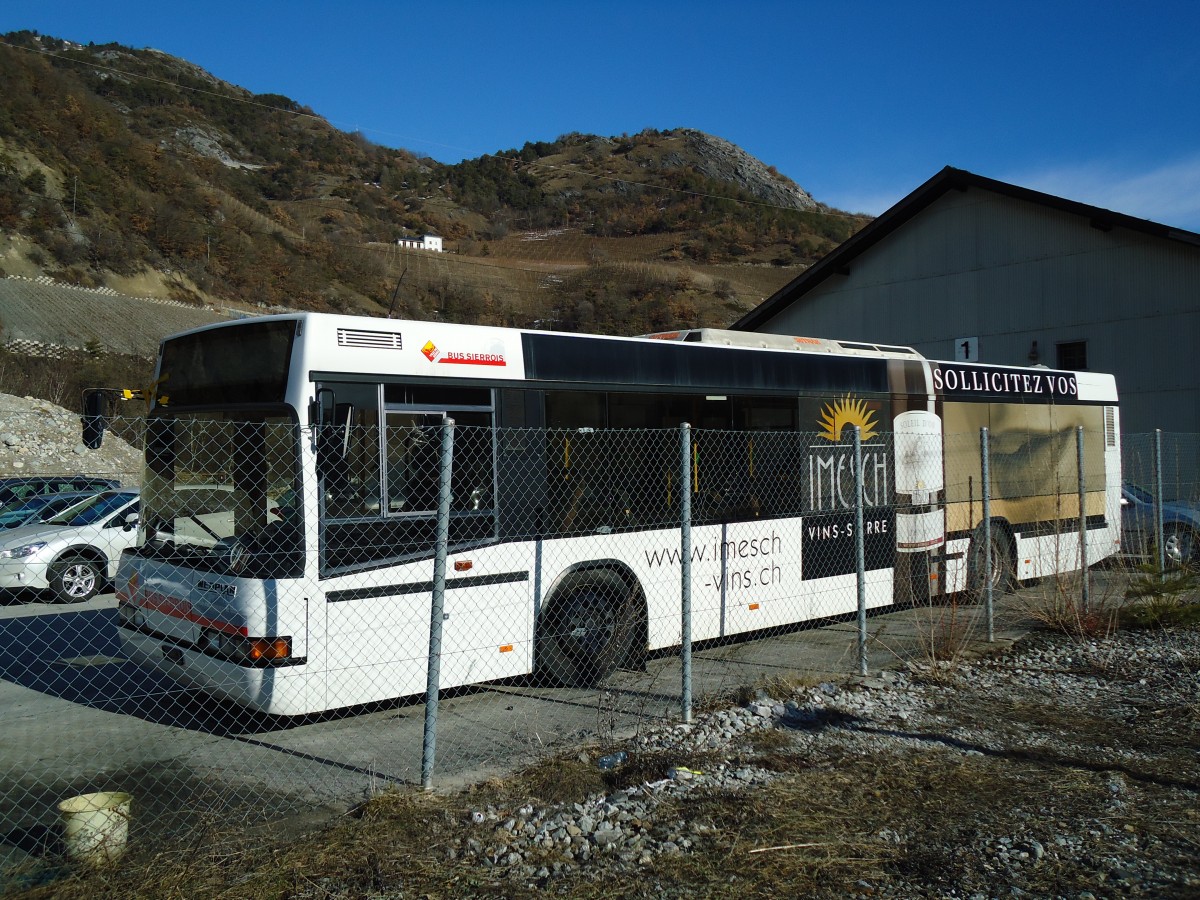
xmin=0 ymin=490 xmax=140 ymax=602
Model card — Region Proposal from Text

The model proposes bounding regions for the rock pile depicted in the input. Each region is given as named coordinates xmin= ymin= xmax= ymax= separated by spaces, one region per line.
xmin=0 ymin=392 xmax=140 ymax=482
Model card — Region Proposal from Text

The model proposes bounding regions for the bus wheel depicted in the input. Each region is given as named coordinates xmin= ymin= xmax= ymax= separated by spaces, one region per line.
xmin=537 ymin=570 xmax=641 ymax=688
xmin=966 ymin=527 xmax=1013 ymax=600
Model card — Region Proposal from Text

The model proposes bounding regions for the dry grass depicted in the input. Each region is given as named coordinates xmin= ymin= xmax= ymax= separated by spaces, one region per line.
xmin=1015 ymin=572 xmax=1124 ymax=638
xmin=17 ymin=572 xmax=1199 ymax=899
xmin=691 ymin=671 xmax=822 ymax=718
xmin=911 ymin=598 xmax=981 ymax=668
xmin=734 ymin=673 xmax=823 ymax=705
xmin=21 ymin=657 xmax=1200 ymax=900
xmin=1014 ymin=564 xmax=1200 ymax=637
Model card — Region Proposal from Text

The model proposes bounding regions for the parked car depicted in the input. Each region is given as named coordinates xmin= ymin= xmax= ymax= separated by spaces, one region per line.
xmin=1121 ymin=483 xmax=1200 ymax=568
xmin=0 ymin=491 xmax=97 ymax=529
xmin=0 ymin=490 xmax=140 ymax=602
xmin=0 ymin=476 xmax=122 ymax=511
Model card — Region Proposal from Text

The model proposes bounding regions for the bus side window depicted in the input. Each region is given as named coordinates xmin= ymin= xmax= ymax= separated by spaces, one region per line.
xmin=317 ymin=383 xmax=384 ymax=519
xmin=385 ymin=413 xmax=441 ymax=513
xmin=383 ymin=410 xmax=494 ymax=515
xmin=449 ymin=412 xmax=495 ymax=514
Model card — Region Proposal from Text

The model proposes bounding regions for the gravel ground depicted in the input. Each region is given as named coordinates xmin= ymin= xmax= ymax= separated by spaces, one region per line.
xmin=27 ymin=617 xmax=1199 ymax=899
xmin=413 ymin=623 xmax=1200 ymax=898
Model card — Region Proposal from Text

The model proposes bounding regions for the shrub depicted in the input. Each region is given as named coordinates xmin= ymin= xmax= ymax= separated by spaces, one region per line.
xmin=22 ymin=169 xmax=47 ymax=195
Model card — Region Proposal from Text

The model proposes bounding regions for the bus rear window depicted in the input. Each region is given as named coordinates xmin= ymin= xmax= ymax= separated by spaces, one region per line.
xmin=159 ymin=321 xmax=297 ymax=406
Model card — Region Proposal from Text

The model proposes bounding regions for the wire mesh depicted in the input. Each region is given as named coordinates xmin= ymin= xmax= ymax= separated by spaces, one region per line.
xmin=1119 ymin=432 xmax=1200 ymax=568
xmin=0 ymin=413 xmax=1184 ymax=873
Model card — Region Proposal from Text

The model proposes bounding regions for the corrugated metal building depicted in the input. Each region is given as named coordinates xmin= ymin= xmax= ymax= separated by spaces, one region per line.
xmin=733 ymin=167 xmax=1200 ymax=436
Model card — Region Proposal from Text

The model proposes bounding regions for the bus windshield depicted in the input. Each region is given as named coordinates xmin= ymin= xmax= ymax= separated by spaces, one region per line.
xmin=138 ymin=411 xmax=303 ymax=579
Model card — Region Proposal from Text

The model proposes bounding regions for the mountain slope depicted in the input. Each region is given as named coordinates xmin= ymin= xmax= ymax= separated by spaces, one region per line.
xmin=0 ymin=30 xmax=869 ymax=337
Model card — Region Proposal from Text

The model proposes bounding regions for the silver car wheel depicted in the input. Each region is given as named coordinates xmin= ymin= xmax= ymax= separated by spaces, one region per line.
xmin=1163 ymin=529 xmax=1195 ymax=567
xmin=51 ymin=558 xmax=101 ymax=603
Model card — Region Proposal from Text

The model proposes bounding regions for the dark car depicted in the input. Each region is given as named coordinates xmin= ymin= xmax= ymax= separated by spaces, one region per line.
xmin=0 ymin=491 xmax=99 ymax=529
xmin=0 ymin=477 xmax=122 ymax=511
xmin=1121 ymin=483 xmax=1200 ymax=567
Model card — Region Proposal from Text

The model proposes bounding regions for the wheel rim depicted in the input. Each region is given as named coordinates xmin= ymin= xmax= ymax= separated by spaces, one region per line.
xmin=1164 ymin=531 xmax=1192 ymax=567
xmin=986 ymin=537 xmax=1006 ymax=588
xmin=565 ymin=592 xmax=616 ymax=658
xmin=61 ymin=562 xmax=97 ymax=599
xmin=971 ymin=534 xmax=1008 ymax=594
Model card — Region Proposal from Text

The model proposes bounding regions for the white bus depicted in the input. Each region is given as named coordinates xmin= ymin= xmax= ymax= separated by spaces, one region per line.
xmin=114 ymin=314 xmax=1121 ymax=714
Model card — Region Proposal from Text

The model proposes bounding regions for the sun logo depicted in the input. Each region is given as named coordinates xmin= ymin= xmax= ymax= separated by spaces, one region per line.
xmin=817 ymin=395 xmax=879 ymax=442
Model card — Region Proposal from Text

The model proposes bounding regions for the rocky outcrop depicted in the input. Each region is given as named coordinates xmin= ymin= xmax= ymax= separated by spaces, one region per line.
xmin=650 ymin=129 xmax=817 ymax=211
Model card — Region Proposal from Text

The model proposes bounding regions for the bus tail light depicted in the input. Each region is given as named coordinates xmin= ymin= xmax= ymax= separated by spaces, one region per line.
xmin=200 ymin=628 xmax=292 ymax=666
xmin=248 ymin=637 xmax=292 ymax=662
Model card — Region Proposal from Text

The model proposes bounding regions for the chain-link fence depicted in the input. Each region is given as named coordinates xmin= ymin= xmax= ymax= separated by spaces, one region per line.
xmin=0 ymin=416 xmax=1191 ymax=875
xmin=1119 ymin=432 xmax=1200 ymax=569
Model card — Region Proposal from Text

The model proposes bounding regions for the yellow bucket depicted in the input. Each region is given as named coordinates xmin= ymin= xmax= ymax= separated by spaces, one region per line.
xmin=57 ymin=791 xmax=132 ymax=866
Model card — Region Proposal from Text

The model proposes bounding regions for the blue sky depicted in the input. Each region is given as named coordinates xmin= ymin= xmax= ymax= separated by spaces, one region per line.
xmin=4 ymin=1 xmax=1200 ymax=230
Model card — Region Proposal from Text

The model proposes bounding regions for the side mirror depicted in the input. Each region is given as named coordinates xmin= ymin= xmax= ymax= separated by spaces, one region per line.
xmin=315 ymin=388 xmax=336 ymax=429
xmin=82 ymin=390 xmax=108 ymax=449
xmin=123 ymin=512 xmax=141 ymax=531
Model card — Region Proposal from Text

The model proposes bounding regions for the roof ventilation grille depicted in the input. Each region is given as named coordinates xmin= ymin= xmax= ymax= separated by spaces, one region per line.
xmin=337 ymin=328 xmax=403 ymax=350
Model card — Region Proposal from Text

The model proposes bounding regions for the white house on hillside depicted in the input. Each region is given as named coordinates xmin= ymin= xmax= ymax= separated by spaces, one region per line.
xmin=396 ymin=234 xmax=443 ymax=252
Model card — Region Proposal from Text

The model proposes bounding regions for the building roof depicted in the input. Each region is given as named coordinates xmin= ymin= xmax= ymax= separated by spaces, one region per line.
xmin=732 ymin=166 xmax=1200 ymax=331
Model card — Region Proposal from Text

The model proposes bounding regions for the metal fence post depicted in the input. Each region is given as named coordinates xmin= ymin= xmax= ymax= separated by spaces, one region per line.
xmin=421 ymin=416 xmax=455 ymax=790
xmin=1077 ymin=425 xmax=1089 ymax=614
xmin=981 ymin=426 xmax=993 ymax=642
xmin=1155 ymin=428 xmax=1165 ymax=576
xmin=680 ymin=422 xmax=693 ymax=724
xmin=854 ymin=425 xmax=867 ymax=676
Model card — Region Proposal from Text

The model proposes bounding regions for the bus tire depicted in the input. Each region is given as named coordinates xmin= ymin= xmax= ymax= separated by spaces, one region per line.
xmin=536 ymin=569 xmax=643 ymax=688
xmin=966 ymin=526 xmax=1014 ymax=600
